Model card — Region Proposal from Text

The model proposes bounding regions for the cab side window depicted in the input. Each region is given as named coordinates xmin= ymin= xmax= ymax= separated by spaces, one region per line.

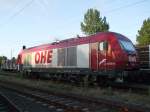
xmin=99 ymin=41 xmax=108 ymax=51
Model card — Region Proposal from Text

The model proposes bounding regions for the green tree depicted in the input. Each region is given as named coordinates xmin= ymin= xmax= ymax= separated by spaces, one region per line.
xmin=81 ymin=8 xmax=109 ymax=35
xmin=0 ymin=56 xmax=7 ymax=67
xmin=136 ymin=18 xmax=150 ymax=46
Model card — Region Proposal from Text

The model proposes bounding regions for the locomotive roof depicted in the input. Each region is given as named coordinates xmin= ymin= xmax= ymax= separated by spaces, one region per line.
xmin=21 ymin=32 xmax=129 ymax=53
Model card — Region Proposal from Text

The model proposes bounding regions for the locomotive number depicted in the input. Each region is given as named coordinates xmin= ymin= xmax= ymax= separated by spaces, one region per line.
xmin=35 ymin=50 xmax=53 ymax=64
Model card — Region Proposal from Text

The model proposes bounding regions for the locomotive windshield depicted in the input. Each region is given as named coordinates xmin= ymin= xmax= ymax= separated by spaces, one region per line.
xmin=119 ymin=40 xmax=135 ymax=52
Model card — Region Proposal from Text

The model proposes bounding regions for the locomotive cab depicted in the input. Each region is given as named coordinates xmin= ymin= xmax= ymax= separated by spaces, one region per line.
xmin=91 ymin=32 xmax=139 ymax=84
xmin=91 ymin=32 xmax=138 ymax=72
xmin=117 ymin=35 xmax=139 ymax=70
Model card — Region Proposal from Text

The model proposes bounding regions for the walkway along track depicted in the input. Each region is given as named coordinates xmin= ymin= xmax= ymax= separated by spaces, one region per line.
xmin=108 ymin=82 xmax=150 ymax=95
xmin=0 ymin=80 xmax=150 ymax=112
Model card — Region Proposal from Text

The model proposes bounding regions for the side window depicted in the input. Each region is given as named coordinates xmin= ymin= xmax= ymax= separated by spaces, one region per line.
xmin=99 ymin=41 xmax=108 ymax=51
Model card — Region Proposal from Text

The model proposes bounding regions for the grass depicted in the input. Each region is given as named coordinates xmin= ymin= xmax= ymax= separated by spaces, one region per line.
xmin=0 ymin=72 xmax=150 ymax=108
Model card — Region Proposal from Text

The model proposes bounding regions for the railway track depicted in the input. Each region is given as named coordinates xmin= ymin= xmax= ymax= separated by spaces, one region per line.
xmin=0 ymin=71 xmax=149 ymax=95
xmin=0 ymin=81 xmax=117 ymax=112
xmin=0 ymin=92 xmax=20 ymax=112
xmin=0 ymin=86 xmax=80 ymax=112
xmin=0 ymin=80 xmax=150 ymax=112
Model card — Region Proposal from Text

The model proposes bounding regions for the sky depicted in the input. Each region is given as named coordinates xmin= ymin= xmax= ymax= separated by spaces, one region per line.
xmin=0 ymin=0 xmax=149 ymax=59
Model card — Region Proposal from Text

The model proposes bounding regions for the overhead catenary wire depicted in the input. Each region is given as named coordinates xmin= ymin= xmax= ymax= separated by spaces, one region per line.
xmin=105 ymin=0 xmax=149 ymax=14
xmin=0 ymin=0 xmax=34 ymax=27
xmin=0 ymin=0 xmax=148 ymax=29
xmin=46 ymin=0 xmax=149 ymax=37
xmin=58 ymin=0 xmax=150 ymax=38
xmin=0 ymin=0 xmax=149 ymax=38
xmin=36 ymin=0 xmax=49 ymax=15
xmin=4 ymin=0 xmax=24 ymax=17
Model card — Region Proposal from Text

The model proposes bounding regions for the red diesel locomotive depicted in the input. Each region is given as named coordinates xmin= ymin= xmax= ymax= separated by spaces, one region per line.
xmin=17 ymin=32 xmax=138 ymax=84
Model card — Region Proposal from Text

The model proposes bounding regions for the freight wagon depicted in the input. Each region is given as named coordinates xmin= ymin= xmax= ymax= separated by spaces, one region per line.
xmin=1 ymin=58 xmax=17 ymax=71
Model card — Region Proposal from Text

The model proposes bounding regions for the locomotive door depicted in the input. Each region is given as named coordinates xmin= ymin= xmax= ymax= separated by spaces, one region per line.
xmin=90 ymin=43 xmax=98 ymax=70
xmin=98 ymin=41 xmax=108 ymax=71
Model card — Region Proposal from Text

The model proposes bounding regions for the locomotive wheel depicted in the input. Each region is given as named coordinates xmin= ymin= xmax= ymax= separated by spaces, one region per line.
xmin=22 ymin=71 xmax=27 ymax=78
xmin=96 ymin=76 xmax=108 ymax=87
xmin=88 ymin=75 xmax=96 ymax=86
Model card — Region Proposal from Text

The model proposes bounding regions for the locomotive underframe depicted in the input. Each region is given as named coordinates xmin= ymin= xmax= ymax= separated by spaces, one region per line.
xmin=21 ymin=67 xmax=133 ymax=86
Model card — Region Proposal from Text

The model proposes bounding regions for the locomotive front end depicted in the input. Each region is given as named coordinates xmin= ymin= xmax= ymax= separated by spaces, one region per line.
xmin=117 ymin=35 xmax=139 ymax=70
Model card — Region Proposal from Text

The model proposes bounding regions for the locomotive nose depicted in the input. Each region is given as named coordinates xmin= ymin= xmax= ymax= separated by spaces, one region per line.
xmin=126 ymin=53 xmax=138 ymax=70
xmin=128 ymin=55 xmax=136 ymax=63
